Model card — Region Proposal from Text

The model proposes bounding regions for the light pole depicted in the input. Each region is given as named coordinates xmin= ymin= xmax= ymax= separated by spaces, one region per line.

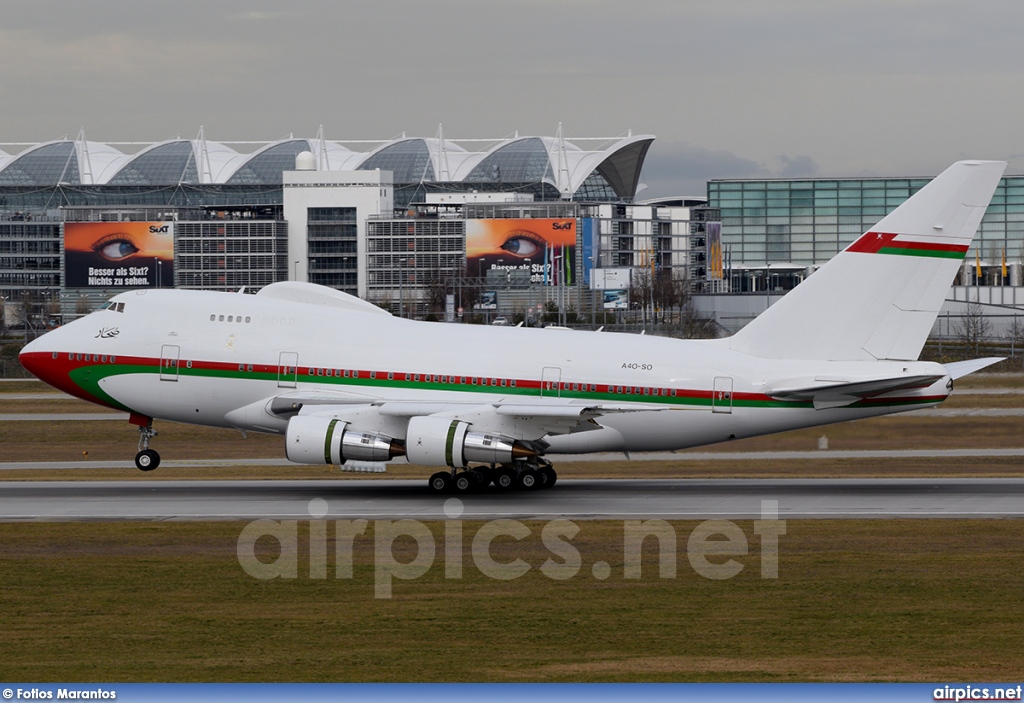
xmin=525 ymin=258 xmax=532 ymax=326
xmin=293 ymin=260 xmax=300 ymax=282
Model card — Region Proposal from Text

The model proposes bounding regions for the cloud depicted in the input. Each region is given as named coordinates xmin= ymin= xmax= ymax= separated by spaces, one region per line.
xmin=776 ymin=155 xmax=819 ymax=178
xmin=640 ymin=141 xmax=770 ymax=198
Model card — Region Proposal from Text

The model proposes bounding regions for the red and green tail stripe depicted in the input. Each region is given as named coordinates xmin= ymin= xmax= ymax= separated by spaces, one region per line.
xmin=846 ymin=231 xmax=969 ymax=259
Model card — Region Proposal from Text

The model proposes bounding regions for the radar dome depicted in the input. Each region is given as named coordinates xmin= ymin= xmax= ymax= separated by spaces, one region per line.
xmin=294 ymin=151 xmax=316 ymax=171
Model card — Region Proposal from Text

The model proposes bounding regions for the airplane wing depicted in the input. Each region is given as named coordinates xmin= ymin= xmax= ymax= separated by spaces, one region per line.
xmin=766 ymin=374 xmax=945 ymax=409
xmin=272 ymin=392 xmax=662 ymax=439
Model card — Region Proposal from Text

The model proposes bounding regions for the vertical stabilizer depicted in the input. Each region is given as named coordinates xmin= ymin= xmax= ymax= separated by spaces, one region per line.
xmin=729 ymin=160 xmax=1006 ymax=361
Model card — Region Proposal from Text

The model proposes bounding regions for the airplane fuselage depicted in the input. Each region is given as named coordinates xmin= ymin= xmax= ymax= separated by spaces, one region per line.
xmin=20 ymin=287 xmax=950 ymax=456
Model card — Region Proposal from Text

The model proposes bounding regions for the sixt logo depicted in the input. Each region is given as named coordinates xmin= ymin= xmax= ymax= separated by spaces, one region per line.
xmin=551 ymin=221 xmax=573 ymax=230
xmin=149 ymin=225 xmax=170 ymax=233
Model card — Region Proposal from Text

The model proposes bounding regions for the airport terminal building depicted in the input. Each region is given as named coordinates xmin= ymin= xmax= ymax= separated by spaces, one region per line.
xmin=0 ymin=130 xmax=717 ymax=325
xmin=1 ymin=129 xmax=1021 ymax=331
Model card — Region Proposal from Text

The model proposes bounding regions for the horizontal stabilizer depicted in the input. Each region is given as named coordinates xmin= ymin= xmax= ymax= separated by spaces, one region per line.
xmin=945 ymin=357 xmax=1005 ymax=380
xmin=767 ymin=374 xmax=945 ymax=409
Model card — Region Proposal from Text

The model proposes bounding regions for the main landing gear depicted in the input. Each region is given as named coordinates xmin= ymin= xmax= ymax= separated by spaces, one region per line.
xmin=428 ymin=458 xmax=557 ymax=493
xmin=134 ymin=419 xmax=160 ymax=472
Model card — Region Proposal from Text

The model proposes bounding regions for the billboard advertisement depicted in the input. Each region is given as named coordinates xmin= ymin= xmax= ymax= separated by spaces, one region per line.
xmin=707 ymin=221 xmax=723 ymax=281
xmin=590 ymin=267 xmax=632 ymax=291
xmin=476 ymin=291 xmax=498 ymax=310
xmin=603 ymin=289 xmax=629 ymax=310
xmin=65 ymin=222 xmax=174 ymax=288
xmin=466 ymin=218 xmax=576 ymax=285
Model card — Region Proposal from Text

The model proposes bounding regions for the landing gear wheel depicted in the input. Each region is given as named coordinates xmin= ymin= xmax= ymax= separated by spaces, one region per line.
xmin=518 ymin=469 xmax=539 ymax=490
xmin=535 ymin=468 xmax=551 ymax=489
xmin=428 ymin=471 xmax=452 ymax=493
xmin=539 ymin=466 xmax=557 ymax=488
xmin=474 ymin=467 xmax=494 ymax=487
xmin=453 ymin=473 xmax=474 ymax=493
xmin=494 ymin=468 xmax=516 ymax=491
xmin=135 ymin=449 xmax=160 ymax=472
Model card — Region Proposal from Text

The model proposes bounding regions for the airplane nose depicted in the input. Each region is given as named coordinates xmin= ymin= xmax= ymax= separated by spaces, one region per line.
xmin=18 ymin=337 xmax=48 ymax=381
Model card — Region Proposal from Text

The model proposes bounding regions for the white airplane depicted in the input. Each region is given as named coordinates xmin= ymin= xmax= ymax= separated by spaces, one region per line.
xmin=20 ymin=160 xmax=1006 ymax=492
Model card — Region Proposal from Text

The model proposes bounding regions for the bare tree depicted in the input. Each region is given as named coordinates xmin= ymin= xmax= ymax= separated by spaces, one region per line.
xmin=74 ymin=295 xmax=93 ymax=318
xmin=678 ymin=298 xmax=719 ymax=339
xmin=629 ymin=266 xmax=654 ymax=326
xmin=953 ymin=302 xmax=991 ymax=356
xmin=1006 ymin=315 xmax=1024 ymax=368
xmin=423 ymin=271 xmax=449 ymax=315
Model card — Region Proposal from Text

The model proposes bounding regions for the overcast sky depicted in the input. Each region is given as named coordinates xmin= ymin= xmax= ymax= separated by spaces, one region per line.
xmin=2 ymin=0 xmax=1022 ymax=196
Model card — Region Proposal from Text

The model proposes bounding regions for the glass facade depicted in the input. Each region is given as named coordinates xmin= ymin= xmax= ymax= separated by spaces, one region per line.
xmin=358 ymin=140 xmax=435 ymax=183
xmin=0 ymin=142 xmax=79 ymax=186
xmin=464 ymin=139 xmax=554 ymax=184
xmin=708 ymin=175 xmax=1024 ymax=268
xmin=307 ymin=207 xmax=358 ymax=295
xmin=108 ymin=141 xmax=199 ymax=185
xmin=0 ymin=222 xmax=63 ymax=317
xmin=175 ymin=220 xmax=288 ymax=291
xmin=365 ymin=218 xmax=466 ymax=317
xmin=227 ymin=140 xmax=311 ymax=185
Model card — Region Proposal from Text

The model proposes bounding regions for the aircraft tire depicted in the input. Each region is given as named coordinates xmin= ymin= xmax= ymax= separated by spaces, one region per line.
xmin=428 ymin=471 xmax=452 ymax=493
xmin=535 ymin=468 xmax=551 ymax=489
xmin=518 ymin=469 xmax=539 ymax=490
xmin=135 ymin=449 xmax=160 ymax=472
xmin=453 ymin=473 xmax=474 ymax=493
xmin=494 ymin=468 xmax=516 ymax=491
xmin=539 ymin=466 xmax=557 ymax=488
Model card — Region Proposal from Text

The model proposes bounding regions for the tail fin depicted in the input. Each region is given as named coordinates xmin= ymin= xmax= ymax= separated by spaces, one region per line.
xmin=729 ymin=160 xmax=1006 ymax=361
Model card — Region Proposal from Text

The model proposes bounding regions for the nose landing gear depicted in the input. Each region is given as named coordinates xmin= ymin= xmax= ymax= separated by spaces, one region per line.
xmin=131 ymin=414 xmax=160 ymax=471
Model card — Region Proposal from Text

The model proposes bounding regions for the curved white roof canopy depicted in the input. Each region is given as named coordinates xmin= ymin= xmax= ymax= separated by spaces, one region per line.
xmin=0 ymin=132 xmax=655 ymax=198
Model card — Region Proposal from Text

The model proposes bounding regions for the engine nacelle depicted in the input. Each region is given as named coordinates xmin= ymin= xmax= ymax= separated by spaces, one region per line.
xmin=286 ymin=415 xmax=405 ymax=465
xmin=405 ymin=415 xmax=537 ymax=468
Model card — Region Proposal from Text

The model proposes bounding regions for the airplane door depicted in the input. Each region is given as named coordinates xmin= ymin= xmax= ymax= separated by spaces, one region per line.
xmin=712 ymin=376 xmax=733 ymax=414
xmin=541 ymin=366 xmax=561 ymax=397
xmin=160 ymin=345 xmax=180 ymax=382
xmin=278 ymin=352 xmax=298 ymax=388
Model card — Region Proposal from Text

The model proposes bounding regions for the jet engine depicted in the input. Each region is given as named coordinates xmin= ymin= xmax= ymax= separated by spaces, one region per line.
xmin=286 ymin=415 xmax=405 ymax=465
xmin=405 ymin=415 xmax=537 ymax=468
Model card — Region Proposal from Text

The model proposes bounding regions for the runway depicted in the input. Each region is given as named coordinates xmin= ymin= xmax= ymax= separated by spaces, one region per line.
xmin=1 ymin=478 xmax=1023 ymax=521
xmin=3 ymin=447 xmax=1024 ymax=471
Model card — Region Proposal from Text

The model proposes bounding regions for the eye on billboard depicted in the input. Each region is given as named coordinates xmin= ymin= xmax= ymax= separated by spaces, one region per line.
xmin=65 ymin=222 xmax=174 ymax=288
xmin=466 ymin=218 xmax=576 ymax=285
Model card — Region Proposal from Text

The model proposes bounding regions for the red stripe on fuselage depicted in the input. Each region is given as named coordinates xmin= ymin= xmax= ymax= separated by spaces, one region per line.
xmin=19 ymin=351 xmax=950 ymax=410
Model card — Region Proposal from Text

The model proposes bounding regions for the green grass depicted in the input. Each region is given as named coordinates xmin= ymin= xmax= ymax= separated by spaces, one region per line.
xmin=0 ymin=520 xmax=1021 ymax=682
